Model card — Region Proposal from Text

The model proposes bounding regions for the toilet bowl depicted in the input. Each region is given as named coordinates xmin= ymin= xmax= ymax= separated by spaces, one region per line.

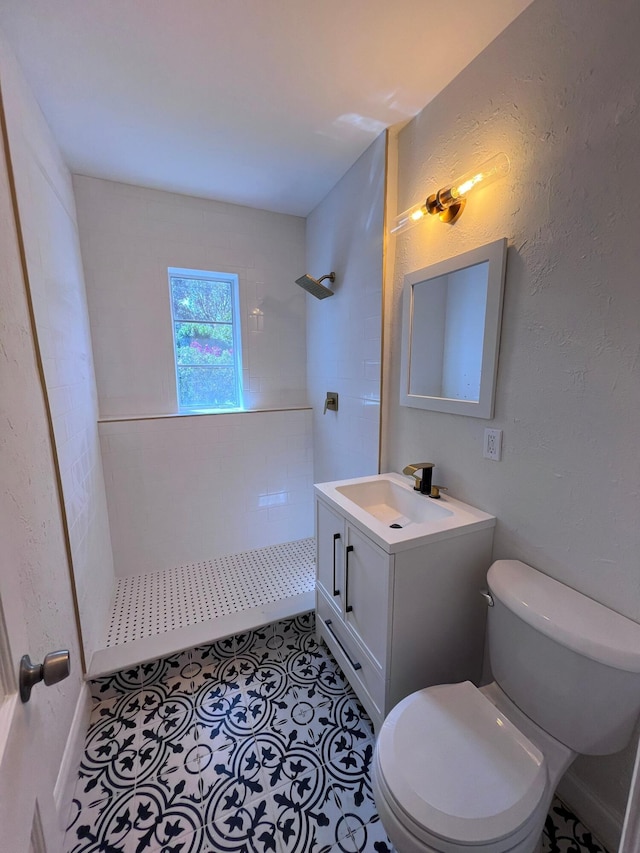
xmin=372 ymin=681 xmax=572 ymax=853
xmin=372 ymin=560 xmax=640 ymax=853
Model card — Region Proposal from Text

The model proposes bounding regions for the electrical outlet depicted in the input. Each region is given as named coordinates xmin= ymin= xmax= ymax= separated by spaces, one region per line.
xmin=483 ymin=428 xmax=503 ymax=461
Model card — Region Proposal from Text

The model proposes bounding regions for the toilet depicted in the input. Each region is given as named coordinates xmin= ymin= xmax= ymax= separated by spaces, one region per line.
xmin=372 ymin=559 xmax=640 ymax=853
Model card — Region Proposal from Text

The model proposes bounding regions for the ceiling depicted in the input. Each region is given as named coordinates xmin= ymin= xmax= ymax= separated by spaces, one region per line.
xmin=0 ymin=0 xmax=534 ymax=217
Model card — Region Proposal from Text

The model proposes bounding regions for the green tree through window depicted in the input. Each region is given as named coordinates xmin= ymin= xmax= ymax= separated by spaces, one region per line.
xmin=168 ymin=268 xmax=243 ymax=411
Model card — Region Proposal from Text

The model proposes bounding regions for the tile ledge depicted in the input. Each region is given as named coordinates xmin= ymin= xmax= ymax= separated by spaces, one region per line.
xmin=98 ymin=405 xmax=312 ymax=423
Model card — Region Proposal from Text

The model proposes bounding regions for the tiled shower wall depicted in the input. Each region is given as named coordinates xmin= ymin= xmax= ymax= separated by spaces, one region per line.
xmin=75 ymin=176 xmax=314 ymax=579
xmin=73 ymin=176 xmax=308 ymax=418
xmin=99 ymin=409 xmax=313 ymax=577
xmin=305 ymin=134 xmax=385 ymax=483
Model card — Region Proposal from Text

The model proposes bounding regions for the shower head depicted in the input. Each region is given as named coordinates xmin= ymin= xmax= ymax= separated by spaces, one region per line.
xmin=295 ymin=271 xmax=336 ymax=299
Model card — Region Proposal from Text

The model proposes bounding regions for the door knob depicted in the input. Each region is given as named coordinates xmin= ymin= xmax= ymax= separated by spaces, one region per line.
xmin=19 ymin=649 xmax=70 ymax=703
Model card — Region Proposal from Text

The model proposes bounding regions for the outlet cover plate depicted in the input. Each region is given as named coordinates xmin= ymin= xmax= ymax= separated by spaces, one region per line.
xmin=483 ymin=428 xmax=502 ymax=461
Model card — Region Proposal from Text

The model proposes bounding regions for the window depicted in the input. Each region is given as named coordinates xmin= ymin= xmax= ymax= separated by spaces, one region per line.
xmin=168 ymin=267 xmax=243 ymax=411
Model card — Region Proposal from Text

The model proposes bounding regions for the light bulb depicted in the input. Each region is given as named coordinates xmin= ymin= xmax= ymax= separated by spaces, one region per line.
xmin=391 ymin=201 xmax=428 ymax=235
xmin=429 ymin=153 xmax=510 ymax=217
xmin=448 ymin=152 xmax=510 ymax=202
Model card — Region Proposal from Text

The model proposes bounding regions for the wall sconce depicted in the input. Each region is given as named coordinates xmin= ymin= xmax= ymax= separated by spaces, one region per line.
xmin=391 ymin=152 xmax=510 ymax=233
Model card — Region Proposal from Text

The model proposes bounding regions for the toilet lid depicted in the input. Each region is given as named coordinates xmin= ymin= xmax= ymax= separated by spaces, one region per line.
xmin=376 ymin=682 xmax=547 ymax=845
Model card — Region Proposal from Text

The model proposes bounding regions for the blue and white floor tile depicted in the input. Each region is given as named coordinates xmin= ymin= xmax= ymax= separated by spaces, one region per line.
xmin=66 ymin=612 xmax=608 ymax=853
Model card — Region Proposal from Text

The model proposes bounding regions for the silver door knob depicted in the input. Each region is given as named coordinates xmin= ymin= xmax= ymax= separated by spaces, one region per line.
xmin=19 ymin=649 xmax=70 ymax=703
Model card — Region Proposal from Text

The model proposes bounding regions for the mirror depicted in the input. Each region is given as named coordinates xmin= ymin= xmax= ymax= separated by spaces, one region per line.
xmin=400 ymin=238 xmax=507 ymax=418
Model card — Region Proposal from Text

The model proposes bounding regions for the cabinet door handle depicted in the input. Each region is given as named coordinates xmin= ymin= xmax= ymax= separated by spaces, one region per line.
xmin=324 ymin=619 xmax=361 ymax=670
xmin=345 ymin=545 xmax=354 ymax=613
xmin=332 ymin=533 xmax=341 ymax=596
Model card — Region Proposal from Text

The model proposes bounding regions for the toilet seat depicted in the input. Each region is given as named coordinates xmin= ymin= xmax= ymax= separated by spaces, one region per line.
xmin=375 ymin=682 xmax=548 ymax=848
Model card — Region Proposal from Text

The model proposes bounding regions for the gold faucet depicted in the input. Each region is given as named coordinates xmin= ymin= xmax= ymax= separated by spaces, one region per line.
xmin=402 ymin=462 xmax=434 ymax=495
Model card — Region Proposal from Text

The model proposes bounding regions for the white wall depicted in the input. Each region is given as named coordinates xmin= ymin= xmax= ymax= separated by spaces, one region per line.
xmin=74 ymin=178 xmax=313 ymax=576
xmin=383 ymin=0 xmax=640 ymax=845
xmin=306 ymin=133 xmax=386 ymax=483
xmin=0 ymin=33 xmax=114 ymax=662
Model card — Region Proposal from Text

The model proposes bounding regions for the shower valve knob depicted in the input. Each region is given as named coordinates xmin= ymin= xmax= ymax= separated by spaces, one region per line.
xmin=19 ymin=649 xmax=71 ymax=703
xmin=323 ymin=392 xmax=338 ymax=414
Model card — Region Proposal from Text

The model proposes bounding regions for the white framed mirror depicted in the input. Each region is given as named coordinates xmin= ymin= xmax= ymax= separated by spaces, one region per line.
xmin=400 ymin=237 xmax=507 ymax=418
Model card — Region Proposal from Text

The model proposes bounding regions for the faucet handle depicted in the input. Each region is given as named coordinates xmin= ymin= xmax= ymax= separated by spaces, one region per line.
xmin=430 ymin=485 xmax=448 ymax=500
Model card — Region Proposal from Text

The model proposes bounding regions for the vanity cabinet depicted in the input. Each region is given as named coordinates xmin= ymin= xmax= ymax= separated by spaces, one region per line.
xmin=315 ymin=489 xmax=495 ymax=731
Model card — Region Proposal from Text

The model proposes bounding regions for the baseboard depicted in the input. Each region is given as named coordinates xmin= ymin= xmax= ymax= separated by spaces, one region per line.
xmin=557 ymin=767 xmax=623 ymax=853
xmin=53 ymin=682 xmax=90 ymax=833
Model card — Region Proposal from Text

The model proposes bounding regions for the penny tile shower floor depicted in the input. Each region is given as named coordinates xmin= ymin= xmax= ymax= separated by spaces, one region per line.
xmin=66 ymin=613 xmax=608 ymax=853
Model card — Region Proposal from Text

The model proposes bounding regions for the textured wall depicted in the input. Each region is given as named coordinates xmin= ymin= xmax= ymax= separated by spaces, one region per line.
xmin=0 ymin=33 xmax=114 ymax=663
xmin=306 ymin=133 xmax=386 ymax=483
xmin=0 ymin=30 xmax=84 ymax=850
xmin=383 ymin=0 xmax=640 ymax=843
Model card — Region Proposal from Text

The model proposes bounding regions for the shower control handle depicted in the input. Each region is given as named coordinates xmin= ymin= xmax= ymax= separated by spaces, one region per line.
xmin=323 ymin=392 xmax=338 ymax=414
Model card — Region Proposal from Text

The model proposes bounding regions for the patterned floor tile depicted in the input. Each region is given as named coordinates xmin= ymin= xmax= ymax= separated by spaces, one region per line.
xmin=284 ymin=646 xmax=352 ymax=698
xmin=135 ymin=696 xmax=201 ymax=782
xmin=326 ymin=749 xmax=377 ymax=834
xmin=77 ymin=697 xmax=140 ymax=801
xmin=65 ymin=784 xmax=138 ymax=852
xmin=543 ymin=798 xmax=609 ymax=852
xmin=271 ymin=766 xmax=348 ymax=853
xmin=337 ymin=816 xmax=395 ymax=853
xmin=202 ymin=795 xmax=279 ymax=853
xmin=71 ymin=611 xmax=606 ymax=853
xmin=89 ymin=666 xmax=142 ymax=703
xmin=254 ymin=732 xmax=326 ymax=790
xmin=128 ymin=766 xmax=205 ymax=851
xmin=193 ymin=633 xmax=237 ymax=662
xmin=235 ymin=623 xmax=288 ymax=661
xmin=199 ymin=738 xmax=267 ymax=828
xmin=194 ymin=680 xmax=256 ymax=753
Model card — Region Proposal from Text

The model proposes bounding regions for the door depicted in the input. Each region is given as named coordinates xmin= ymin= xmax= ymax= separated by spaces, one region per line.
xmin=0 ymin=87 xmax=80 ymax=852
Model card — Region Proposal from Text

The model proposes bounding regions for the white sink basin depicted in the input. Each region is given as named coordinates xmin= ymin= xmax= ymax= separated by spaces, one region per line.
xmin=336 ymin=478 xmax=453 ymax=526
xmin=315 ymin=472 xmax=495 ymax=554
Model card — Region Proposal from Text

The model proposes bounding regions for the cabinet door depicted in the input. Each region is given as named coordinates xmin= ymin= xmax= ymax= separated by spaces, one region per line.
xmin=316 ymin=499 xmax=344 ymax=612
xmin=344 ymin=524 xmax=390 ymax=667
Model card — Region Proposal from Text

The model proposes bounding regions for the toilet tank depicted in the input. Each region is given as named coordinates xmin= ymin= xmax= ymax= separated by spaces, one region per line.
xmin=487 ymin=560 xmax=640 ymax=754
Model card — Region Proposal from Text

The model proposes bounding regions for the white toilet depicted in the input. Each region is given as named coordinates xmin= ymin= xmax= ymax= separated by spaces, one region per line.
xmin=372 ymin=559 xmax=640 ymax=853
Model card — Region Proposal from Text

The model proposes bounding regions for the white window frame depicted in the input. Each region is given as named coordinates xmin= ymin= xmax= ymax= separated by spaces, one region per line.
xmin=168 ymin=267 xmax=243 ymax=413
